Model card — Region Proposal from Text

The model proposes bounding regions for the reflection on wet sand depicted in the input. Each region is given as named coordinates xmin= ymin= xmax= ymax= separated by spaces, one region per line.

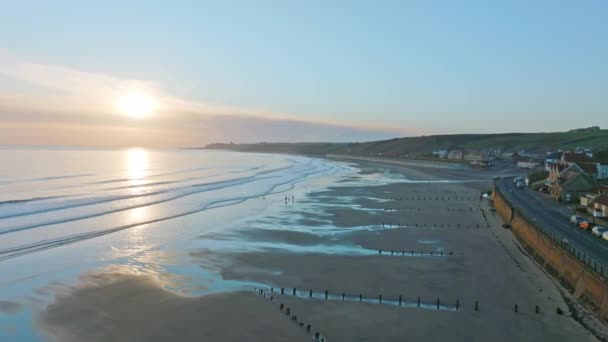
xmin=36 ymin=271 xmax=310 ymax=342
xmin=34 ymin=163 xmax=600 ymax=342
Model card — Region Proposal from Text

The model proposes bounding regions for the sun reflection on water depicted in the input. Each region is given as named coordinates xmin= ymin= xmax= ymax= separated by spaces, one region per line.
xmin=130 ymin=206 xmax=149 ymax=222
xmin=126 ymin=148 xmax=149 ymax=188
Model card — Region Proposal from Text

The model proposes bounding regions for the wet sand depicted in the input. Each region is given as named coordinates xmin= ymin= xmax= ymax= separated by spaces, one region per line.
xmin=36 ymin=272 xmax=310 ymax=342
xmin=36 ymin=160 xmax=600 ymax=341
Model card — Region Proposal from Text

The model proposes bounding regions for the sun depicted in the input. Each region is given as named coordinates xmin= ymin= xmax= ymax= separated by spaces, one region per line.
xmin=117 ymin=92 xmax=156 ymax=118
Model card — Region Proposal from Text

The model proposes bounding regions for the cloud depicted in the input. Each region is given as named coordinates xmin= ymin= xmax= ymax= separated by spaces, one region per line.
xmin=0 ymin=51 xmax=416 ymax=146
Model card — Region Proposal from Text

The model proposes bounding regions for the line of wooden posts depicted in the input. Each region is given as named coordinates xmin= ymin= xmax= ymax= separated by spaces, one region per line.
xmin=257 ymin=287 xmax=544 ymax=315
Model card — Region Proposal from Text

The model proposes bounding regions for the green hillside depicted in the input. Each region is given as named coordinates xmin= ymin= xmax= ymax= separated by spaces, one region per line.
xmin=204 ymin=127 xmax=608 ymax=157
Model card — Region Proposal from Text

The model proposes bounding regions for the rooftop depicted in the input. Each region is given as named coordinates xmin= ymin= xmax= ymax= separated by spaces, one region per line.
xmin=563 ymin=152 xmax=595 ymax=164
xmin=592 ymin=195 xmax=608 ymax=206
xmin=576 ymin=163 xmax=598 ymax=176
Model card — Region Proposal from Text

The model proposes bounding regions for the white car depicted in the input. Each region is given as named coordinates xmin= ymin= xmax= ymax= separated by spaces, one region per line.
xmin=592 ymin=226 xmax=607 ymax=237
xmin=603 ymin=231 xmax=608 ymax=241
xmin=513 ymin=176 xmax=524 ymax=184
xmin=570 ymin=215 xmax=585 ymax=225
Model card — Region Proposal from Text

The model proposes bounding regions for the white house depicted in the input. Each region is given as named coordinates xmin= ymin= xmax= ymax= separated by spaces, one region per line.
xmin=590 ymin=195 xmax=608 ymax=218
xmin=580 ymin=193 xmax=598 ymax=207
xmin=433 ymin=149 xmax=448 ymax=159
xmin=517 ymin=161 xmax=539 ymax=169
xmin=598 ymin=164 xmax=608 ymax=179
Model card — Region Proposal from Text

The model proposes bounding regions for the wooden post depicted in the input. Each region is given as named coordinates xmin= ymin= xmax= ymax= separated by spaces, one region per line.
xmin=399 ymin=295 xmax=402 ymax=306
xmin=325 ymin=290 xmax=328 ymax=299
xmin=417 ymin=296 xmax=421 ymax=307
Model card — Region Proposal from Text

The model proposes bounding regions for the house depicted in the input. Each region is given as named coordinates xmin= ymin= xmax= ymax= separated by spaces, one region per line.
xmin=581 ymin=193 xmax=598 ymax=207
xmin=547 ymin=150 xmax=604 ymax=180
xmin=549 ymin=171 xmax=595 ymax=203
xmin=544 ymin=152 xmax=561 ymax=171
xmin=517 ymin=161 xmax=539 ymax=169
xmin=510 ymin=152 xmax=529 ymax=164
xmin=576 ymin=163 xmax=599 ymax=178
xmin=598 ymin=164 xmax=608 ymax=179
xmin=463 ymin=150 xmax=487 ymax=162
xmin=480 ymin=148 xmax=499 ymax=160
xmin=547 ymin=163 xmax=587 ymax=183
xmin=595 ymin=185 xmax=608 ymax=196
xmin=518 ymin=150 xmax=532 ymax=157
xmin=433 ymin=149 xmax=448 ymax=159
xmin=574 ymin=146 xmax=593 ymax=158
xmin=561 ymin=152 xmax=595 ymax=165
xmin=589 ymin=195 xmax=608 ymax=218
xmin=447 ymin=149 xmax=463 ymax=160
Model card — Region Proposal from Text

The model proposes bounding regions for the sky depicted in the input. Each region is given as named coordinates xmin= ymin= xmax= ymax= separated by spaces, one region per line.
xmin=0 ymin=0 xmax=607 ymax=147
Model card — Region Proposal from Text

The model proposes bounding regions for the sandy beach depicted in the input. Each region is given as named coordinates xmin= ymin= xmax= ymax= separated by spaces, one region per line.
xmin=35 ymin=159 xmax=601 ymax=341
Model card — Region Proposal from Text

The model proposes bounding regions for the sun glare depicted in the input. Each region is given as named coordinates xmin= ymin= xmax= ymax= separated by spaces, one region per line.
xmin=117 ymin=92 xmax=156 ymax=118
xmin=126 ymin=148 xmax=148 ymax=181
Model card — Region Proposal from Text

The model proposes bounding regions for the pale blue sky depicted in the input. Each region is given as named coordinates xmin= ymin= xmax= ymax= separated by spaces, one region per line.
xmin=0 ymin=1 xmax=606 ymax=146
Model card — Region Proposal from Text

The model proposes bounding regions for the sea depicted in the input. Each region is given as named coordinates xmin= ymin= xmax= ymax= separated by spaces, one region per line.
xmin=0 ymin=147 xmax=396 ymax=341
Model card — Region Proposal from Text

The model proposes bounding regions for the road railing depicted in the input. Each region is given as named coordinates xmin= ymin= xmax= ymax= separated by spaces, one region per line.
xmin=494 ymin=181 xmax=607 ymax=280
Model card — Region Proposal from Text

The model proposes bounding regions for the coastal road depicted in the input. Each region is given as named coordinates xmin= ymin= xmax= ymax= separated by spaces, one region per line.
xmin=495 ymin=177 xmax=608 ymax=268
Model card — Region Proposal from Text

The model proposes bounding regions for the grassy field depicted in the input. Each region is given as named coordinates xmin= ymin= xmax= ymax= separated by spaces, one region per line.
xmin=204 ymin=128 xmax=608 ymax=156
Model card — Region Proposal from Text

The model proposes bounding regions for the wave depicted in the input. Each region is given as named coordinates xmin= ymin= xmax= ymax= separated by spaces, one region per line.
xmin=0 ymin=163 xmax=295 ymax=220
xmin=0 ymin=159 xmax=336 ymax=261
xmin=0 ymin=174 xmax=282 ymax=235
xmin=0 ymin=173 xmax=94 ymax=186
xmin=0 ymin=196 xmax=64 ymax=206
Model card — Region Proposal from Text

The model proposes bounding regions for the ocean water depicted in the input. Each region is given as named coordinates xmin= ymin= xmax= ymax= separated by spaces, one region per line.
xmin=0 ymin=147 xmax=357 ymax=341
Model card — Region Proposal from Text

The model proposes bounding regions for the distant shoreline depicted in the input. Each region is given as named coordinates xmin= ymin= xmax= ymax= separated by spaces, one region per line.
xmin=325 ymin=154 xmax=469 ymax=170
